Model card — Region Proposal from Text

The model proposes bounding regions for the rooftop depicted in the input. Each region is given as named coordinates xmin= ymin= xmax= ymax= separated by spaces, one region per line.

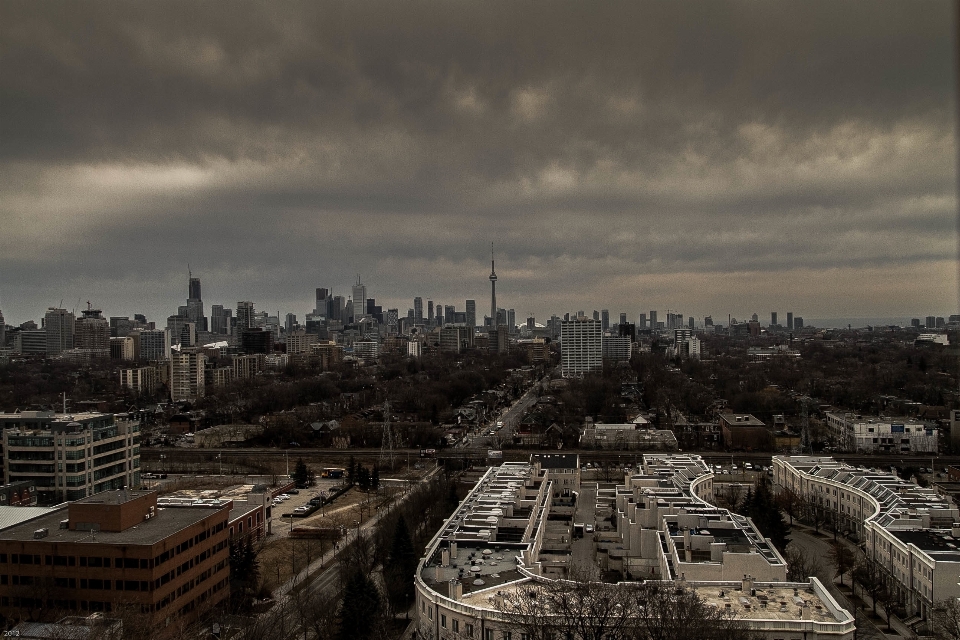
xmin=0 ymin=503 xmax=228 ymax=546
xmin=530 ymin=453 xmax=579 ymax=469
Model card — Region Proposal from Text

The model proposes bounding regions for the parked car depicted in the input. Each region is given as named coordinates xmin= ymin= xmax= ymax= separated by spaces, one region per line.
xmin=585 ymin=524 xmax=594 ymax=533
xmin=287 ymin=489 xmax=300 ymax=494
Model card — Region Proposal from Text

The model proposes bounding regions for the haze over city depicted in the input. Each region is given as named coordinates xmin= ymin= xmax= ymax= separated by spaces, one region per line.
xmin=0 ymin=1 xmax=956 ymax=326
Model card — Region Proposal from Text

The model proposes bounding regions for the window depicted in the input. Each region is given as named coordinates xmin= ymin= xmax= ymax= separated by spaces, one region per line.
xmin=441 ymin=614 xmax=447 ymax=628
xmin=466 ymin=623 xmax=474 ymax=637
xmin=485 ymin=631 xmax=494 ymax=640
xmin=453 ymin=620 xmax=459 ymax=632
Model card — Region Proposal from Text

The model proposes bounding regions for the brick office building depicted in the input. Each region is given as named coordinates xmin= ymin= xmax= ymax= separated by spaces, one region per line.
xmin=0 ymin=490 xmax=231 ymax=628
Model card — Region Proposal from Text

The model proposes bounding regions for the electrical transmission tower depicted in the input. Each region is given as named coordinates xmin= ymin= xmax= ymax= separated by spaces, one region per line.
xmin=380 ymin=399 xmax=395 ymax=470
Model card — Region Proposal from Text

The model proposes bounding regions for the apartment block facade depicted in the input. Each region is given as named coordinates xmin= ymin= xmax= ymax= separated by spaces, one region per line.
xmin=0 ymin=412 xmax=141 ymax=504
xmin=0 ymin=491 xmax=230 ymax=627
xmin=825 ymin=412 xmax=937 ymax=453
xmin=773 ymin=456 xmax=960 ymax=622
xmin=559 ymin=318 xmax=602 ymax=376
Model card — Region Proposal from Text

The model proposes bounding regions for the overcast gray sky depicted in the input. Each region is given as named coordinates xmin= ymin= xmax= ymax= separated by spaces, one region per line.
xmin=1 ymin=1 xmax=956 ymax=326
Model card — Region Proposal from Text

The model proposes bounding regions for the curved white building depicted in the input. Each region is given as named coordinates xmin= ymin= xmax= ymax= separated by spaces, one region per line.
xmin=774 ymin=455 xmax=960 ymax=624
xmin=415 ymin=455 xmax=854 ymax=640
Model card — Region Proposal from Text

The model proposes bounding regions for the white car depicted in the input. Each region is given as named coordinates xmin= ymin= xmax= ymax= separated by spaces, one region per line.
xmin=585 ymin=524 xmax=594 ymax=533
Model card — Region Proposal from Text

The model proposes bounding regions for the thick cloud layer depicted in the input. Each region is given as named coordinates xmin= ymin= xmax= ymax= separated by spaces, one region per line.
xmin=0 ymin=1 xmax=956 ymax=325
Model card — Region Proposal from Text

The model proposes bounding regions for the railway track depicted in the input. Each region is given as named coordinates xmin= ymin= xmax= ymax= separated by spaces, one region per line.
xmin=140 ymin=446 xmax=960 ymax=473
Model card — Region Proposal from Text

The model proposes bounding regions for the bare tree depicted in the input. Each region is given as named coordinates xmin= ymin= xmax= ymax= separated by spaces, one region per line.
xmin=496 ymin=578 xmax=754 ymax=640
xmin=783 ymin=544 xmax=825 ymax=583
xmin=626 ymin=581 xmax=753 ymax=640
xmin=775 ymin=487 xmax=801 ymax=525
xmin=828 ymin=541 xmax=855 ymax=587
xmin=930 ymin=598 xmax=960 ymax=640
xmin=290 ymin=582 xmax=341 ymax=640
xmin=852 ymin=551 xmax=888 ymax=618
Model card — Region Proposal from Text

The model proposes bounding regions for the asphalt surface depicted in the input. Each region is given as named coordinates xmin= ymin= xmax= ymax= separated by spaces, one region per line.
xmin=788 ymin=526 xmax=889 ymax=640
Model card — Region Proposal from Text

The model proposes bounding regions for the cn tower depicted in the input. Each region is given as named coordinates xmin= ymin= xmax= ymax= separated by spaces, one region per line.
xmin=489 ymin=243 xmax=498 ymax=326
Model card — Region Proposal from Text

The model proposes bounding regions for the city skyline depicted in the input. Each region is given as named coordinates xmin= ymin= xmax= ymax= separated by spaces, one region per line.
xmin=0 ymin=2 xmax=956 ymax=326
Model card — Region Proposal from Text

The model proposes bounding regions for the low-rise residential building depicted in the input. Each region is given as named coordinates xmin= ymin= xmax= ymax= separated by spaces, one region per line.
xmin=825 ymin=412 xmax=937 ymax=453
xmin=579 ymin=423 xmax=679 ymax=450
xmin=773 ymin=455 xmax=960 ymax=623
xmin=415 ymin=454 xmax=853 ymax=640
xmin=0 ymin=411 xmax=141 ymax=504
xmin=0 ymin=481 xmax=37 ymax=507
xmin=719 ymin=413 xmax=771 ymax=450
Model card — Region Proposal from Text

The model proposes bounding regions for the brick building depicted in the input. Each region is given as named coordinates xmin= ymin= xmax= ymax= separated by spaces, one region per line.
xmin=0 ymin=490 xmax=230 ymax=628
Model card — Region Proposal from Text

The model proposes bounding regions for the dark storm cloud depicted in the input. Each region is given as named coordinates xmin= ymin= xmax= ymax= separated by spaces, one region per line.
xmin=0 ymin=0 xmax=955 ymax=323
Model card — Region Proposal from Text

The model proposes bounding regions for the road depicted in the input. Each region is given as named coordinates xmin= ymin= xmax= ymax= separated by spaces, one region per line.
xmin=141 ymin=438 xmax=960 ymax=477
xmin=788 ymin=526 xmax=887 ymax=640
xmin=247 ymin=464 xmax=443 ymax=640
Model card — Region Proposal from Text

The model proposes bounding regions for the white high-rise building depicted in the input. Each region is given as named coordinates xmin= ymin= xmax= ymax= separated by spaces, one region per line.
xmin=170 ymin=348 xmax=206 ymax=402
xmin=560 ymin=318 xmax=602 ymax=377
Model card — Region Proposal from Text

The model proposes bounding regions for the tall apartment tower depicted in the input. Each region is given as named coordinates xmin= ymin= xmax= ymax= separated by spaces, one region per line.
xmin=771 ymin=312 xmax=778 ymax=327
xmin=0 ymin=308 xmax=5 ymax=348
xmin=637 ymin=313 xmax=647 ymax=329
xmin=649 ymin=310 xmax=658 ymax=330
xmin=427 ymin=301 xmax=434 ymax=325
xmin=786 ymin=312 xmax=794 ymax=331
xmin=414 ymin=297 xmax=424 ymax=323
xmin=74 ymin=305 xmax=110 ymax=357
xmin=44 ymin=307 xmax=75 ymax=355
xmin=601 ymin=310 xmax=610 ymax=330
xmin=465 ymin=300 xmax=476 ymax=328
xmin=352 ymin=276 xmax=366 ymax=323
xmin=236 ymin=301 xmax=255 ymax=331
xmin=560 ymin=318 xmax=602 ymax=377
xmin=489 ymin=244 xmax=498 ymax=326
xmin=170 ymin=348 xmax=206 ymax=402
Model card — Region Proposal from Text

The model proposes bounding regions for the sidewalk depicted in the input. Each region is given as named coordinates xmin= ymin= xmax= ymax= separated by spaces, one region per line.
xmin=275 ymin=464 xmax=443 ymax=600
xmin=790 ymin=521 xmax=903 ymax=639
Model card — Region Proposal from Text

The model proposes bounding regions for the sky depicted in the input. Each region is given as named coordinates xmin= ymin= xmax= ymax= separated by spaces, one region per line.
xmin=1 ymin=1 xmax=957 ymax=327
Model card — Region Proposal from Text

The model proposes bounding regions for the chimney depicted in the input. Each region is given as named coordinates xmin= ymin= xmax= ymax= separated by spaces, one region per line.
xmin=952 ymin=523 xmax=960 ymax=538
xmin=742 ymin=574 xmax=754 ymax=593
xmin=710 ymin=542 xmax=726 ymax=562
xmin=448 ymin=579 xmax=463 ymax=600
xmin=441 ymin=549 xmax=450 ymax=566
xmin=450 ymin=542 xmax=458 ymax=559
xmin=434 ymin=565 xmax=443 ymax=581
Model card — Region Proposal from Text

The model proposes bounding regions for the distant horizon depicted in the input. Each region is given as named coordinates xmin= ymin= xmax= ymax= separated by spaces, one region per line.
xmin=0 ymin=299 xmax=954 ymax=333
